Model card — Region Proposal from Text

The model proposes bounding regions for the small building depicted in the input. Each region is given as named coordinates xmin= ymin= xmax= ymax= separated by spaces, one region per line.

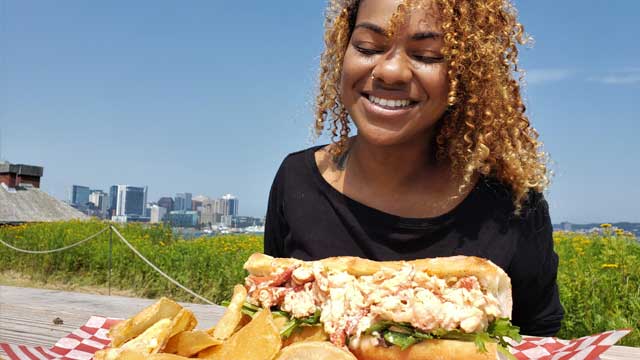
xmin=166 ymin=210 xmax=199 ymax=228
xmin=0 ymin=162 xmax=87 ymax=225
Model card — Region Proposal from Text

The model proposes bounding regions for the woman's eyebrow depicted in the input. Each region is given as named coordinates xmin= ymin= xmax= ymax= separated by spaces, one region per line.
xmin=354 ymin=22 xmax=442 ymax=41
xmin=354 ymin=22 xmax=388 ymax=36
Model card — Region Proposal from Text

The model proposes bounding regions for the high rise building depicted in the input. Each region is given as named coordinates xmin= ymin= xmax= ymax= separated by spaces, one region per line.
xmin=157 ymin=197 xmax=174 ymax=212
xmin=70 ymin=185 xmax=91 ymax=207
xmin=150 ymin=205 xmax=167 ymax=224
xmin=88 ymin=190 xmax=109 ymax=217
xmin=220 ymin=193 xmax=239 ymax=217
xmin=114 ymin=185 xmax=148 ymax=217
xmin=109 ymin=185 xmax=118 ymax=216
xmin=192 ymin=195 xmax=208 ymax=213
xmin=199 ymin=198 xmax=220 ymax=226
xmin=174 ymin=193 xmax=192 ymax=211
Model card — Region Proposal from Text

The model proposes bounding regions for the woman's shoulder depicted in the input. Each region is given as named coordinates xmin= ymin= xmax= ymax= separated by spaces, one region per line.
xmin=474 ymin=176 xmax=548 ymax=221
xmin=273 ymin=145 xmax=328 ymax=184
xmin=277 ymin=145 xmax=323 ymax=170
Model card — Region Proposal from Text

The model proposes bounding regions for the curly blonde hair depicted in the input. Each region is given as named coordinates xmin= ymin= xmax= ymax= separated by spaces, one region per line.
xmin=314 ymin=0 xmax=549 ymax=212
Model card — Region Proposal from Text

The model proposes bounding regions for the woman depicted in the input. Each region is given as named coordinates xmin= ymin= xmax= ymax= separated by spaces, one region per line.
xmin=264 ymin=0 xmax=563 ymax=336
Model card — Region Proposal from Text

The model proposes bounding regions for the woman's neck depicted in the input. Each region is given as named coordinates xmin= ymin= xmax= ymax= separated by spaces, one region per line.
xmin=345 ymin=135 xmax=446 ymax=192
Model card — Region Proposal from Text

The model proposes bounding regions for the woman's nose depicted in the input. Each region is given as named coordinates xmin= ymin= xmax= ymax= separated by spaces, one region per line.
xmin=372 ymin=51 xmax=412 ymax=87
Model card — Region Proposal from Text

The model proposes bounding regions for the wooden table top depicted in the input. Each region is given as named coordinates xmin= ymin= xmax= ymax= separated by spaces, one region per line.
xmin=1 ymin=285 xmax=638 ymax=359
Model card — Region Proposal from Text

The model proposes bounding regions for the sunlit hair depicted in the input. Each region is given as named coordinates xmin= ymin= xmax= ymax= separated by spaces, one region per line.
xmin=315 ymin=0 xmax=549 ymax=212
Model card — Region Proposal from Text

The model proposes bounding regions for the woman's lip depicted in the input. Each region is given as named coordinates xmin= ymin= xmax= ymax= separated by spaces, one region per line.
xmin=362 ymin=94 xmax=418 ymax=116
xmin=362 ymin=92 xmax=417 ymax=102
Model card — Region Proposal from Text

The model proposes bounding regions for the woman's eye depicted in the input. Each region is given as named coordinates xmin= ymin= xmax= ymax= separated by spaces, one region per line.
xmin=355 ymin=45 xmax=383 ymax=56
xmin=413 ymin=55 xmax=445 ymax=64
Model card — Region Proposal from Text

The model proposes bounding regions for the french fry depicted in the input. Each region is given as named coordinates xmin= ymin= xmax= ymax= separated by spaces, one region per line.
xmin=164 ymin=330 xmax=223 ymax=357
xmin=109 ymin=297 xmax=183 ymax=347
xmin=212 ymin=284 xmax=247 ymax=341
xmin=274 ymin=341 xmax=358 ymax=360
xmin=198 ymin=308 xmax=281 ymax=360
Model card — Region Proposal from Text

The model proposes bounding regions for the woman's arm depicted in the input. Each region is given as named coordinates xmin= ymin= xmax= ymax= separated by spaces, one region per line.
xmin=263 ymin=161 xmax=289 ymax=258
xmin=509 ymin=193 xmax=565 ymax=336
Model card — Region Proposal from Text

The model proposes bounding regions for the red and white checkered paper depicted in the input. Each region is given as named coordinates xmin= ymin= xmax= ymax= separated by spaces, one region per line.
xmin=0 ymin=316 xmax=122 ymax=360
xmin=0 ymin=316 xmax=631 ymax=360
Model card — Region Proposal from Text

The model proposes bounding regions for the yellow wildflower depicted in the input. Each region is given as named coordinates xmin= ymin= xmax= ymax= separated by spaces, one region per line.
xmin=601 ymin=263 xmax=619 ymax=269
xmin=600 ymin=223 xmax=612 ymax=228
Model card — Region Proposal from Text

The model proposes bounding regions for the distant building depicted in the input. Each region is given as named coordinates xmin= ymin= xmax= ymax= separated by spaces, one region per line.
xmin=70 ymin=185 xmax=91 ymax=207
xmin=192 ymin=200 xmax=203 ymax=212
xmin=157 ymin=197 xmax=174 ymax=212
xmin=167 ymin=210 xmax=199 ymax=228
xmin=219 ymin=194 xmax=239 ymax=217
xmin=199 ymin=198 xmax=221 ymax=227
xmin=88 ymin=190 xmax=110 ymax=218
xmin=109 ymin=185 xmax=118 ymax=217
xmin=114 ymin=185 xmax=148 ymax=218
xmin=0 ymin=161 xmax=87 ymax=224
xmin=111 ymin=215 xmax=149 ymax=223
xmin=231 ymin=215 xmax=264 ymax=228
xmin=150 ymin=205 xmax=167 ymax=224
xmin=561 ymin=222 xmax=573 ymax=232
xmin=174 ymin=193 xmax=192 ymax=211
xmin=0 ymin=162 xmax=42 ymax=188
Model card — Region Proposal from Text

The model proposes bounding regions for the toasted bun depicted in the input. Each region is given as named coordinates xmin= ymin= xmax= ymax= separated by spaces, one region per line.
xmin=243 ymin=253 xmax=512 ymax=318
xmin=275 ymin=341 xmax=357 ymax=360
xmin=349 ymin=335 xmax=497 ymax=360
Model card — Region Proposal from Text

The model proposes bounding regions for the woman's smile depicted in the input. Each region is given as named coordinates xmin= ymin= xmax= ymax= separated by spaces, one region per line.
xmin=362 ymin=92 xmax=419 ymax=118
xmin=339 ymin=0 xmax=449 ymax=146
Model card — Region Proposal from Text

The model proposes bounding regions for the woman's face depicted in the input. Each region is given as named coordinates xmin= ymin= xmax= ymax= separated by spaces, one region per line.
xmin=340 ymin=0 xmax=449 ymax=147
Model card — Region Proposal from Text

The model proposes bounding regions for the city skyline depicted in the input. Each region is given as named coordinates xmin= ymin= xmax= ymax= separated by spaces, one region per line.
xmin=3 ymin=1 xmax=639 ymax=223
xmin=69 ymin=183 xmax=243 ymax=214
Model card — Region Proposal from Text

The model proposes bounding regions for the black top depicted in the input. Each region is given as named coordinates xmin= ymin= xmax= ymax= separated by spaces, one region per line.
xmin=264 ymin=145 xmax=564 ymax=337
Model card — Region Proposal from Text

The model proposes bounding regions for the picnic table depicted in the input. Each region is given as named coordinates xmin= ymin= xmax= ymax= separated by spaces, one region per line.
xmin=1 ymin=285 xmax=638 ymax=359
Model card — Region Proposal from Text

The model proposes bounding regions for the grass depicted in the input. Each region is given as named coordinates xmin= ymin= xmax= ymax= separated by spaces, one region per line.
xmin=0 ymin=220 xmax=262 ymax=304
xmin=554 ymin=227 xmax=640 ymax=346
xmin=0 ymin=220 xmax=638 ymax=346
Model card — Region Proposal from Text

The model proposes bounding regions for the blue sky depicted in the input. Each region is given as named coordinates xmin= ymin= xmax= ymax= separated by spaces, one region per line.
xmin=2 ymin=1 xmax=639 ymax=223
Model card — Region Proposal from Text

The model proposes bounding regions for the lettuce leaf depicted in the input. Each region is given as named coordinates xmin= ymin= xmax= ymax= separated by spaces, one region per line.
xmin=365 ymin=318 xmax=521 ymax=354
xmin=383 ymin=331 xmax=418 ymax=350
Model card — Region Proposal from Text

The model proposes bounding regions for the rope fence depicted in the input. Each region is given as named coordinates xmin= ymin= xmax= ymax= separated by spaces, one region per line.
xmin=0 ymin=226 xmax=110 ymax=254
xmin=0 ymin=225 xmax=215 ymax=304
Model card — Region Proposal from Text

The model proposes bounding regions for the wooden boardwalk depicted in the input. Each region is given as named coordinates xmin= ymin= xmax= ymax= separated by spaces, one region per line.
xmin=1 ymin=285 xmax=638 ymax=359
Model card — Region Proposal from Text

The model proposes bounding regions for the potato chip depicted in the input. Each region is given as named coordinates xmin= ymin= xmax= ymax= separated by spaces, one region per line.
xmin=272 ymin=313 xmax=289 ymax=331
xmin=212 ymin=284 xmax=247 ymax=341
xmin=109 ymin=298 xmax=183 ymax=347
xmin=275 ymin=341 xmax=358 ymax=360
xmin=148 ymin=353 xmax=196 ymax=360
xmin=168 ymin=308 xmax=198 ymax=338
xmin=198 ymin=308 xmax=281 ymax=360
xmin=164 ymin=330 xmax=222 ymax=357
xmin=120 ymin=318 xmax=173 ymax=355
xmin=94 ymin=348 xmax=147 ymax=360
xmin=283 ymin=325 xmax=328 ymax=347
